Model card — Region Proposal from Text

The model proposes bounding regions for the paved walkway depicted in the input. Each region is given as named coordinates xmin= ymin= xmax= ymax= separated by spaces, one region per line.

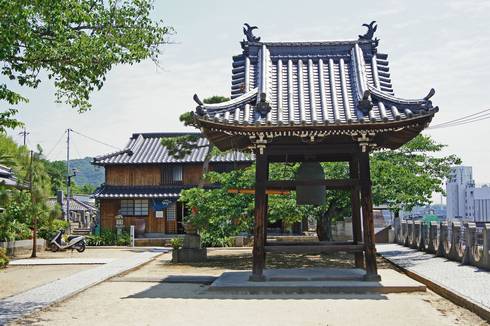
xmin=377 ymin=244 xmax=490 ymax=312
xmin=0 ymin=249 xmax=166 ymax=325
xmin=9 ymin=258 xmax=114 ymax=265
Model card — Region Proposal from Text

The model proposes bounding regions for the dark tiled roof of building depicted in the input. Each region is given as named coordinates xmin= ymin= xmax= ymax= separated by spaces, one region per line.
xmin=0 ymin=164 xmax=19 ymax=187
xmin=93 ymin=132 xmax=253 ymax=165
xmin=47 ymin=197 xmax=97 ymax=212
xmin=193 ymin=24 xmax=437 ymax=127
xmin=93 ymin=185 xmax=219 ymax=199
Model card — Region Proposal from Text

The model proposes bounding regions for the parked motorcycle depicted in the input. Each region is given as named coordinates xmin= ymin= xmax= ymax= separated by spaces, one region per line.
xmin=50 ymin=229 xmax=86 ymax=252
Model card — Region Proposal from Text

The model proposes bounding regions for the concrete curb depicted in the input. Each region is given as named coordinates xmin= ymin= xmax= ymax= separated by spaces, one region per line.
xmin=378 ymin=254 xmax=490 ymax=322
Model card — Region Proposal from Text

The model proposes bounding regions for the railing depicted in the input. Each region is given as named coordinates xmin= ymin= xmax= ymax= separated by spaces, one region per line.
xmin=393 ymin=219 xmax=490 ymax=270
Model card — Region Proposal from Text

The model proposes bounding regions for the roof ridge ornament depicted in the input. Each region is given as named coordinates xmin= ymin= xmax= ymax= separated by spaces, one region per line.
xmin=359 ymin=21 xmax=378 ymax=41
xmin=243 ymin=23 xmax=261 ymax=42
xmin=358 ymin=90 xmax=373 ymax=114
xmin=254 ymin=93 xmax=271 ymax=121
xmin=193 ymin=94 xmax=205 ymax=116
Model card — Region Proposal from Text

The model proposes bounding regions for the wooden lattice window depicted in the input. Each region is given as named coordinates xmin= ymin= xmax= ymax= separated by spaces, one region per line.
xmin=162 ymin=165 xmax=183 ymax=184
xmin=166 ymin=203 xmax=176 ymax=220
xmin=120 ymin=199 xmax=148 ymax=216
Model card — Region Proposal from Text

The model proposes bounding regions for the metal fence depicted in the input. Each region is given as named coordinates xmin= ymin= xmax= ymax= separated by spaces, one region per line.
xmin=394 ymin=220 xmax=490 ymax=270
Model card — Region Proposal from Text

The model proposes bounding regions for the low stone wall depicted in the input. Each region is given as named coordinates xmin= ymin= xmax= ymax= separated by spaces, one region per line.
xmin=332 ymin=221 xmax=353 ymax=241
xmin=394 ymin=219 xmax=490 ymax=270
xmin=0 ymin=239 xmax=46 ymax=256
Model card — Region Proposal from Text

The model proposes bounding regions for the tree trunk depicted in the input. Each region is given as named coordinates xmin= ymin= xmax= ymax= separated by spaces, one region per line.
xmin=198 ymin=144 xmax=214 ymax=188
xmin=316 ymin=210 xmax=334 ymax=241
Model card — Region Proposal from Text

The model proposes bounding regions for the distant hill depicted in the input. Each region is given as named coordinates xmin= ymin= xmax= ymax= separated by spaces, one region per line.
xmin=69 ymin=157 xmax=104 ymax=187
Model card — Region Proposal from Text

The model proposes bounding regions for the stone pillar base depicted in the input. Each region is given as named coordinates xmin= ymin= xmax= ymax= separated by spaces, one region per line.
xmin=172 ymin=248 xmax=207 ymax=263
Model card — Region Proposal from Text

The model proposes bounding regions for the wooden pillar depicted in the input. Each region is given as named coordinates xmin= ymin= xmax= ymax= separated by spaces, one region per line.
xmin=250 ymin=152 xmax=268 ymax=281
xmin=359 ymin=150 xmax=381 ymax=281
xmin=349 ymin=157 xmax=364 ymax=269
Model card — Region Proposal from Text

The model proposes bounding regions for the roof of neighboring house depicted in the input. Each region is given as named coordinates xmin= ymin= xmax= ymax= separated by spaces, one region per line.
xmin=47 ymin=197 xmax=97 ymax=212
xmin=0 ymin=164 xmax=19 ymax=187
xmin=191 ymin=23 xmax=438 ymax=150
xmin=93 ymin=185 xmax=219 ymax=199
xmin=93 ymin=132 xmax=253 ymax=166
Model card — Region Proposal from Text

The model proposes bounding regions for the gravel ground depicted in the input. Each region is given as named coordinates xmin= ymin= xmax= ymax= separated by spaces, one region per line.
xmin=12 ymin=250 xmax=488 ymax=326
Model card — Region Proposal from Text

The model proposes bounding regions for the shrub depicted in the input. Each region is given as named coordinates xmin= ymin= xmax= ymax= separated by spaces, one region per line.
xmin=170 ymin=237 xmax=183 ymax=250
xmin=88 ymin=230 xmax=130 ymax=246
xmin=0 ymin=218 xmax=31 ymax=241
xmin=0 ymin=248 xmax=9 ymax=268
xmin=200 ymin=231 xmax=234 ymax=248
xmin=100 ymin=229 xmax=117 ymax=245
xmin=38 ymin=219 xmax=70 ymax=240
xmin=86 ymin=235 xmax=103 ymax=246
xmin=116 ymin=232 xmax=130 ymax=246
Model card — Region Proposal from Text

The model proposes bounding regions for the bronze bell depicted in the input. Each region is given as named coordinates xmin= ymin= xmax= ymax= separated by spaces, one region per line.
xmin=295 ymin=162 xmax=326 ymax=206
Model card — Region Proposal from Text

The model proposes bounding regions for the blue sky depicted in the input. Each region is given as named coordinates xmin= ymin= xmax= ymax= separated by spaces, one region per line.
xmin=5 ymin=0 xmax=490 ymax=186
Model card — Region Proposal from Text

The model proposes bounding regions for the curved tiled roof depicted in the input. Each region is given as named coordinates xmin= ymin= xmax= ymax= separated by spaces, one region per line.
xmin=193 ymin=25 xmax=437 ymax=128
xmin=93 ymin=132 xmax=252 ymax=165
xmin=93 ymin=185 xmax=219 ymax=199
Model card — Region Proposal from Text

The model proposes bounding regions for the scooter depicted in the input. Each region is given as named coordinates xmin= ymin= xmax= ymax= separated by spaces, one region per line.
xmin=50 ymin=229 xmax=86 ymax=252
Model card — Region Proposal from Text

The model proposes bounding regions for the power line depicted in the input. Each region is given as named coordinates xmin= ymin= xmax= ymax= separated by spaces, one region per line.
xmin=428 ymin=109 xmax=490 ymax=129
xmin=70 ymin=129 xmax=121 ymax=151
xmin=428 ymin=114 xmax=490 ymax=130
xmin=428 ymin=113 xmax=490 ymax=130
xmin=45 ymin=130 xmax=67 ymax=159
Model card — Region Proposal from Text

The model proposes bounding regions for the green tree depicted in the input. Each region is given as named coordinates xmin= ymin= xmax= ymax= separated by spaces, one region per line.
xmin=0 ymin=134 xmax=59 ymax=243
xmin=161 ymin=96 xmax=230 ymax=187
xmin=0 ymin=0 xmax=172 ymax=129
xmin=371 ymin=134 xmax=461 ymax=217
xmin=179 ymin=134 xmax=460 ymax=243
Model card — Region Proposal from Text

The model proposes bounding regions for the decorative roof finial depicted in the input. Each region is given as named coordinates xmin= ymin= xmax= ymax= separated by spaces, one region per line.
xmin=254 ymin=93 xmax=271 ymax=120
xmin=243 ymin=23 xmax=261 ymax=42
xmin=193 ymin=94 xmax=205 ymax=116
xmin=359 ymin=21 xmax=377 ymax=41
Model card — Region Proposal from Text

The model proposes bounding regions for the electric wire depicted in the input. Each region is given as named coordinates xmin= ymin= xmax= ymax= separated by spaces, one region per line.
xmin=70 ymin=129 xmax=121 ymax=151
xmin=428 ymin=114 xmax=490 ymax=130
xmin=428 ymin=109 xmax=490 ymax=130
xmin=45 ymin=130 xmax=67 ymax=159
xmin=429 ymin=112 xmax=490 ymax=129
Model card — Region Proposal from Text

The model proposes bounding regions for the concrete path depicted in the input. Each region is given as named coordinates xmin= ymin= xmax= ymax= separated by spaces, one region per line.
xmin=377 ymin=244 xmax=490 ymax=313
xmin=0 ymin=249 xmax=166 ymax=325
xmin=9 ymin=258 xmax=114 ymax=265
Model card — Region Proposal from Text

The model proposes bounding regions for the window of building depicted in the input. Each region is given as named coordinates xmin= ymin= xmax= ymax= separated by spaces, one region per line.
xmin=134 ymin=199 xmax=149 ymax=216
xmin=166 ymin=203 xmax=176 ymax=220
xmin=120 ymin=199 xmax=148 ymax=216
xmin=162 ymin=165 xmax=183 ymax=184
xmin=120 ymin=199 xmax=133 ymax=215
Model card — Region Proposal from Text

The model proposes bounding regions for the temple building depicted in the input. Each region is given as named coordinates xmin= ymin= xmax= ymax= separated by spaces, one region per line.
xmin=190 ymin=22 xmax=438 ymax=281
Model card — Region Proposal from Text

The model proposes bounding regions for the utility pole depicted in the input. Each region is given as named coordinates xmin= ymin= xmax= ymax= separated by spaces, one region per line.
xmin=19 ymin=129 xmax=29 ymax=146
xmin=29 ymin=150 xmax=37 ymax=258
xmin=66 ymin=128 xmax=71 ymax=222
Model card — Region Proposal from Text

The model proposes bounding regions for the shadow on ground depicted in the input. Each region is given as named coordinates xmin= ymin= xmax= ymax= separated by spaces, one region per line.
xmin=122 ymin=283 xmax=388 ymax=301
xmin=161 ymin=252 xmax=392 ymax=270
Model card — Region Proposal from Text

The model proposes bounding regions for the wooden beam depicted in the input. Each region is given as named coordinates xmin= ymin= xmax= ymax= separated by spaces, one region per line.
xmin=265 ymin=143 xmax=359 ymax=156
xmin=359 ymin=151 xmax=381 ymax=281
xmin=266 ymin=179 xmax=358 ymax=190
xmin=350 ymin=157 xmax=365 ymax=269
xmin=227 ymin=188 xmax=290 ymax=195
xmin=250 ymin=153 xmax=268 ymax=281
xmin=266 ymin=241 xmax=364 ymax=246
xmin=265 ymin=244 xmax=365 ymax=254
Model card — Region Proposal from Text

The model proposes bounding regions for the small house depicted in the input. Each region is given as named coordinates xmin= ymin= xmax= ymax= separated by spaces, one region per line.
xmin=92 ymin=132 xmax=252 ymax=236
